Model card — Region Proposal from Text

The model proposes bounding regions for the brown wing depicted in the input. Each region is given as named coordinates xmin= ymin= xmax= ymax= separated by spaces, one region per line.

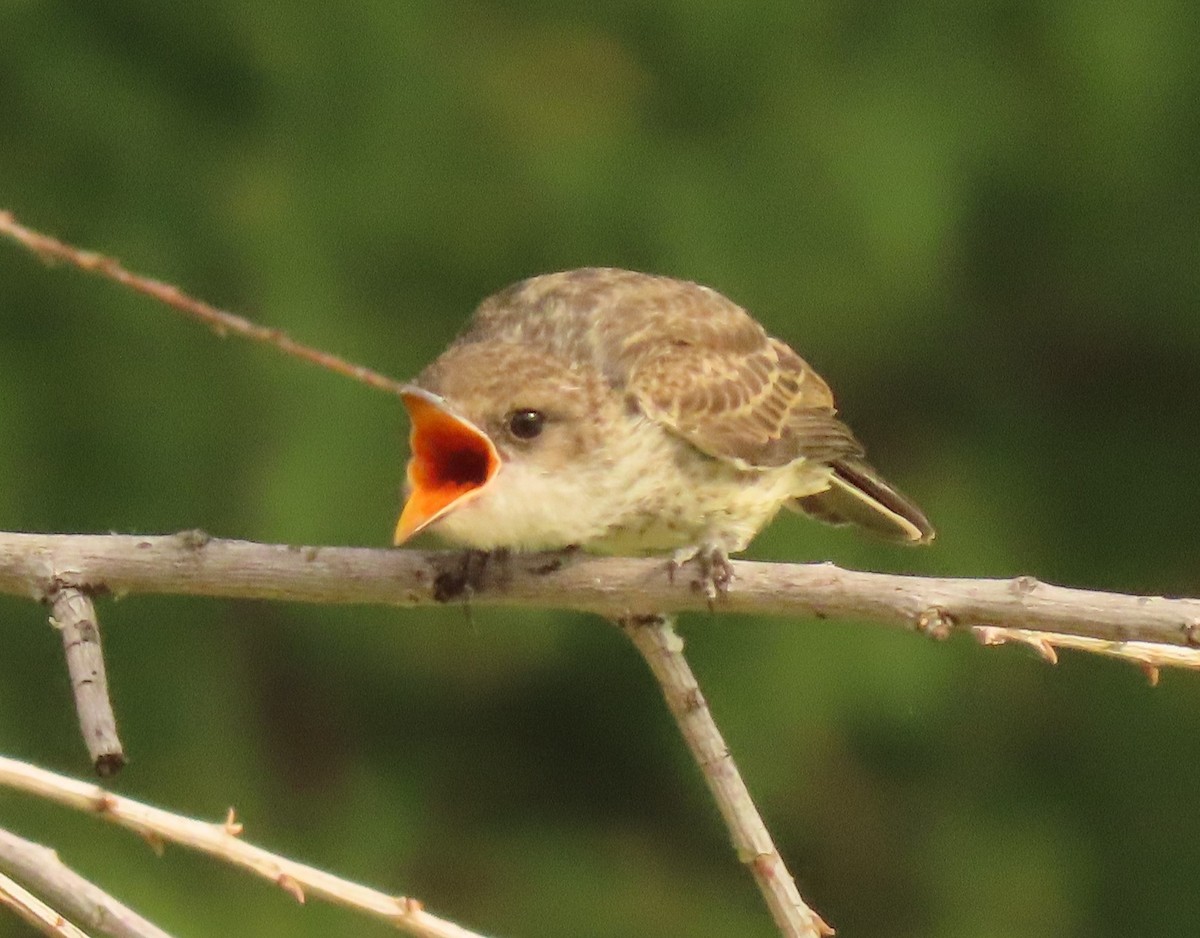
xmin=463 ymin=268 xmax=863 ymax=469
xmin=627 ymin=333 xmax=864 ymax=470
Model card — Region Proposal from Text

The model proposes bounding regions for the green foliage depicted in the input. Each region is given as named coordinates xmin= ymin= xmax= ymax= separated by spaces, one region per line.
xmin=1 ymin=2 xmax=1198 ymax=935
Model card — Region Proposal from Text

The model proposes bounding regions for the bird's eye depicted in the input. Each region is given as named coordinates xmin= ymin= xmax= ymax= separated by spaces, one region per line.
xmin=506 ymin=409 xmax=546 ymax=440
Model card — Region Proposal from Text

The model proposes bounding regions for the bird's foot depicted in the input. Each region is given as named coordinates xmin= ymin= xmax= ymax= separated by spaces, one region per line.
xmin=668 ymin=544 xmax=735 ymax=605
xmin=433 ymin=548 xmax=511 ymax=603
xmin=525 ymin=544 xmax=581 ymax=575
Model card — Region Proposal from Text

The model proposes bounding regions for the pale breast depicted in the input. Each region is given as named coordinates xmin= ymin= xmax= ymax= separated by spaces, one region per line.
xmin=582 ymin=417 xmax=835 ymax=556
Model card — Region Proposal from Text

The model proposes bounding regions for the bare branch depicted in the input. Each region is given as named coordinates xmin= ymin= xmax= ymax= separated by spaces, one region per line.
xmin=1 ymin=532 xmax=1199 ymax=664
xmin=0 ymin=828 xmax=173 ymax=938
xmin=619 ymin=615 xmax=832 ymax=937
xmin=971 ymin=627 xmax=1200 ymax=685
xmin=47 ymin=588 xmax=126 ymax=776
xmin=7 ymin=211 xmax=1197 ymax=937
xmin=0 ymin=756 xmax=490 ymax=938
xmin=4 ymin=212 xmax=1198 ymax=665
xmin=0 ymin=211 xmax=407 ymax=399
xmin=0 ymin=868 xmax=93 ymax=938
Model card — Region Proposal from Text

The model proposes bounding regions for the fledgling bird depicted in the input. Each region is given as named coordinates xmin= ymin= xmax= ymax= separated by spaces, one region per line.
xmin=394 ymin=268 xmax=932 ymax=591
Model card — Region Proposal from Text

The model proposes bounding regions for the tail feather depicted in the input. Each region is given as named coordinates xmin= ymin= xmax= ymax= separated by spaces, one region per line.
xmin=792 ymin=459 xmax=934 ymax=544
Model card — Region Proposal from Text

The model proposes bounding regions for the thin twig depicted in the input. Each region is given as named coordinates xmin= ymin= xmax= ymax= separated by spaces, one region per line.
xmin=0 ymin=868 xmax=93 ymax=938
xmin=48 ymin=587 xmax=125 ymax=776
xmin=0 ymin=211 xmax=408 ymax=398
xmin=619 ymin=614 xmax=832 ymax=937
xmin=0 ymin=827 xmax=174 ymax=938
xmin=1 ymin=532 xmax=1199 ymax=668
xmin=0 ymin=756 xmax=489 ymax=938
xmin=970 ymin=626 xmax=1200 ymax=686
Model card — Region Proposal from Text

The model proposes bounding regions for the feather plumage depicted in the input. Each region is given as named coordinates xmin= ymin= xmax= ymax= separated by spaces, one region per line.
xmin=405 ymin=268 xmax=933 ymax=555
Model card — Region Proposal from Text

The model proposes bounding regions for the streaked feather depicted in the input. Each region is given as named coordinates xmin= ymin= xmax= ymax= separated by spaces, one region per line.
xmin=417 ymin=267 xmax=933 ymax=548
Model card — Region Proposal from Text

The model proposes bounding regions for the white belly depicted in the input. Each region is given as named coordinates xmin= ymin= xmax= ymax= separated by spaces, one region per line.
xmin=431 ymin=414 xmax=831 ymax=556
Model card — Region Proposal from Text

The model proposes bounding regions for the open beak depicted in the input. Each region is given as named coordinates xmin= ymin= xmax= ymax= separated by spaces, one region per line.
xmin=394 ymin=387 xmax=501 ymax=545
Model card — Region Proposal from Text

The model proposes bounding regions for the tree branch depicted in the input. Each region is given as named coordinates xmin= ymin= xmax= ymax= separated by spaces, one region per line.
xmin=0 ymin=211 xmax=407 ymax=399
xmin=5 ymin=211 xmax=1196 ymax=936
xmin=22 ymin=534 xmax=1194 ymax=936
xmin=619 ymin=615 xmax=832 ymax=937
xmin=47 ymin=587 xmax=126 ymax=776
xmin=1 ymin=532 xmax=1198 ymax=664
xmin=0 ymin=827 xmax=173 ymax=938
xmin=0 ymin=756 xmax=489 ymax=938
xmin=0 ymin=867 xmax=93 ymax=938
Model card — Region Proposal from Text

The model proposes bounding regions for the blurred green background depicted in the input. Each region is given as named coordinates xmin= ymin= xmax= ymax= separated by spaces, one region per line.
xmin=2 ymin=2 xmax=1198 ymax=936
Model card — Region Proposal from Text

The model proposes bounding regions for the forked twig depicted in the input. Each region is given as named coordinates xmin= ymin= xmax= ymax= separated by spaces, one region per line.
xmin=0 ymin=756 xmax=488 ymax=938
xmin=8 ymin=211 xmax=1200 ymax=938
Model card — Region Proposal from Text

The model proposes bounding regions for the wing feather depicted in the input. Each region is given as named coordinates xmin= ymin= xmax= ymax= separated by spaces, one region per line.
xmin=465 ymin=268 xmax=865 ymax=470
xmin=628 ymin=334 xmax=864 ymax=470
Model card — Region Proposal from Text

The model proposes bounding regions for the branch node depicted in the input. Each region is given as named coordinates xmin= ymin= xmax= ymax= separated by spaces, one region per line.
xmin=277 ymin=873 xmax=306 ymax=904
xmin=139 ymin=831 xmax=167 ymax=858
xmin=222 ymin=808 xmax=244 ymax=837
xmin=93 ymin=793 xmax=118 ymax=815
xmin=1010 ymin=575 xmax=1041 ymax=596
xmin=174 ymin=529 xmax=211 ymax=551
xmin=682 ymin=687 xmax=706 ymax=715
xmin=1184 ymin=622 xmax=1200 ymax=647
xmin=974 ymin=627 xmax=1059 ymax=664
xmin=618 ymin=612 xmax=669 ymax=630
xmin=916 ymin=607 xmax=955 ymax=640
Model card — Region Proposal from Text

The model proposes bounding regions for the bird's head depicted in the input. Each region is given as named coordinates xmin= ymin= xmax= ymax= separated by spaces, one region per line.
xmin=393 ymin=340 xmax=620 ymax=549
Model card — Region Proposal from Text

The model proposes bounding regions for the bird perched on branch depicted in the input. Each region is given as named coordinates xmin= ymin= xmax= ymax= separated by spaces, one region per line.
xmin=394 ymin=268 xmax=932 ymax=595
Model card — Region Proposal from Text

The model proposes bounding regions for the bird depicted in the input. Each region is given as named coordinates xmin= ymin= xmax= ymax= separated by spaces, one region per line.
xmin=393 ymin=268 xmax=932 ymax=593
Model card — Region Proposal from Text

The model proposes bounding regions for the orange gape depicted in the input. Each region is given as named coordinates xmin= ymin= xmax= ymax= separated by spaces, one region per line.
xmin=394 ymin=390 xmax=500 ymax=544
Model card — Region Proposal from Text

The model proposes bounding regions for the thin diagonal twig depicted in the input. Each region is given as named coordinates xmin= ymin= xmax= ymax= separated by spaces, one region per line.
xmin=0 ymin=827 xmax=173 ymax=938
xmin=0 ymin=756 xmax=489 ymax=938
xmin=0 ymin=211 xmax=408 ymax=398
xmin=0 ymin=868 xmax=93 ymax=938
xmin=619 ymin=614 xmax=832 ymax=938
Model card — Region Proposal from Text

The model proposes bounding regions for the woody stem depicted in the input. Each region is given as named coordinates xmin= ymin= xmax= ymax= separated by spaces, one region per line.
xmin=617 ymin=614 xmax=833 ymax=938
